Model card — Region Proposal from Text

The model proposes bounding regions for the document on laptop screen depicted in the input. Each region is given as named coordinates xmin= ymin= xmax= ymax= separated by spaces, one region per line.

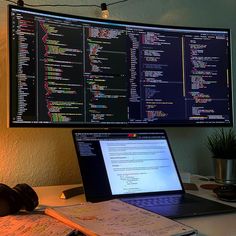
xmin=100 ymin=139 xmax=182 ymax=195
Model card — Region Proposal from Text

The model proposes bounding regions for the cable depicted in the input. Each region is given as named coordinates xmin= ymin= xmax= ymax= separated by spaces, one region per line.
xmin=5 ymin=0 xmax=100 ymax=7
xmin=107 ymin=0 xmax=128 ymax=6
xmin=191 ymin=174 xmax=215 ymax=181
xmin=107 ymin=0 xmax=129 ymax=6
xmin=4 ymin=0 xmax=129 ymax=18
xmin=24 ymin=4 xmax=100 ymax=7
xmin=4 ymin=0 xmax=128 ymax=8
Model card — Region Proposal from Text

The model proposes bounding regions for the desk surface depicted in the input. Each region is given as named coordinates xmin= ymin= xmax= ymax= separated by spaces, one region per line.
xmin=34 ymin=180 xmax=236 ymax=236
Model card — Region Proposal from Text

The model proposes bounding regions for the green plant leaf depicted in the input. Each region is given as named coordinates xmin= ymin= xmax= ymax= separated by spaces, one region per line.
xmin=207 ymin=128 xmax=236 ymax=159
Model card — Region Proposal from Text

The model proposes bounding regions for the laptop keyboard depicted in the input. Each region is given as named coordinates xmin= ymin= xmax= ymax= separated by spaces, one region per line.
xmin=123 ymin=195 xmax=186 ymax=207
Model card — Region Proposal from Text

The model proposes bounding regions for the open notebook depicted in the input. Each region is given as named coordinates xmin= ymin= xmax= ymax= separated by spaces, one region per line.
xmin=72 ymin=129 xmax=236 ymax=218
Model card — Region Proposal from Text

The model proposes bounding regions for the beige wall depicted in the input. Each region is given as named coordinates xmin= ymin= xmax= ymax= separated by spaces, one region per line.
xmin=0 ymin=2 xmax=82 ymax=186
xmin=0 ymin=0 xmax=235 ymax=187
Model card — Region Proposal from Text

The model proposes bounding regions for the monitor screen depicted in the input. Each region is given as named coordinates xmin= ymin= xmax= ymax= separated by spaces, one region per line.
xmin=9 ymin=5 xmax=233 ymax=127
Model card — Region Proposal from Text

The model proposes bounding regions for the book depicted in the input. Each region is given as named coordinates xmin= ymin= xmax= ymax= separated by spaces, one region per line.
xmin=45 ymin=199 xmax=197 ymax=236
xmin=0 ymin=211 xmax=76 ymax=236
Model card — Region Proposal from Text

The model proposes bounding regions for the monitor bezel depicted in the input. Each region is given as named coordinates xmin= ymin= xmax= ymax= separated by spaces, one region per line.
xmin=8 ymin=5 xmax=234 ymax=128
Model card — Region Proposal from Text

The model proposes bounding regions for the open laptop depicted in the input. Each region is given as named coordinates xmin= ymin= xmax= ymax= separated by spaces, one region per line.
xmin=72 ymin=129 xmax=236 ymax=219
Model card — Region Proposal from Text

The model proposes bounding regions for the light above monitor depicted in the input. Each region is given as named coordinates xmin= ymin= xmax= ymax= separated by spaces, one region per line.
xmin=9 ymin=5 xmax=233 ymax=127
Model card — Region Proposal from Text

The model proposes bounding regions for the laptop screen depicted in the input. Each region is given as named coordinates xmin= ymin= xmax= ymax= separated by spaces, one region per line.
xmin=73 ymin=129 xmax=184 ymax=202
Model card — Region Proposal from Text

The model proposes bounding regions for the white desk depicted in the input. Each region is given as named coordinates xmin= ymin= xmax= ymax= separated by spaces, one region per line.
xmin=179 ymin=180 xmax=236 ymax=236
xmin=34 ymin=181 xmax=236 ymax=236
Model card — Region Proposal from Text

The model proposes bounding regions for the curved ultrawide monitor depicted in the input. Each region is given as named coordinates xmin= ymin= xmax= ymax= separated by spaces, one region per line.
xmin=9 ymin=5 xmax=233 ymax=127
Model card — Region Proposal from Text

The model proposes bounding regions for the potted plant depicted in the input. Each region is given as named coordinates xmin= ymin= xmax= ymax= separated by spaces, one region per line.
xmin=207 ymin=128 xmax=236 ymax=184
